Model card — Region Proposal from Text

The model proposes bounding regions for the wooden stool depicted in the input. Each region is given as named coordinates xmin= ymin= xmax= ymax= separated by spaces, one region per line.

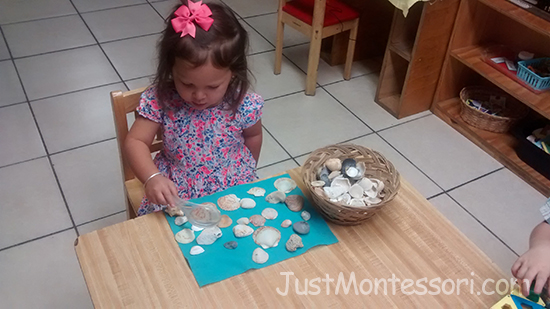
xmin=274 ymin=0 xmax=359 ymax=95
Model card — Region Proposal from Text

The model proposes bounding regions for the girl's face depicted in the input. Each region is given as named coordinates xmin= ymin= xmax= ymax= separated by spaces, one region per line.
xmin=172 ymin=58 xmax=232 ymax=110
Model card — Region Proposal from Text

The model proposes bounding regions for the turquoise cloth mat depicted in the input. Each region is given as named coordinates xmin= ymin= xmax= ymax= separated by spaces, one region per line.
xmin=164 ymin=173 xmax=339 ymax=287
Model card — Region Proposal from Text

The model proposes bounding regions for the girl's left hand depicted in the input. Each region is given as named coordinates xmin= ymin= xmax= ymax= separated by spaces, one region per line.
xmin=512 ymin=245 xmax=550 ymax=296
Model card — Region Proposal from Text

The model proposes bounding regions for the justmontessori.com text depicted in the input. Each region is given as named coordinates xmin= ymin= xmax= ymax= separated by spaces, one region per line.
xmin=276 ymin=272 xmax=517 ymax=296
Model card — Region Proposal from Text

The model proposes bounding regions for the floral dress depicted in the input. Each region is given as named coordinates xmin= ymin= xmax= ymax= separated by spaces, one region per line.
xmin=136 ymin=87 xmax=264 ymax=215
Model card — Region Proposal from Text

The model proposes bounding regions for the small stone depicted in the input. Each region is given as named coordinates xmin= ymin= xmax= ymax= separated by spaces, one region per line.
xmin=252 ymin=248 xmax=269 ymax=264
xmin=286 ymin=234 xmax=304 ymax=252
xmin=249 ymin=214 xmax=266 ymax=227
xmin=281 ymin=219 xmax=292 ymax=228
xmin=292 ymin=221 xmax=310 ymax=235
xmin=217 ymin=215 xmax=233 ymax=228
xmin=190 ymin=245 xmax=205 ymax=255
xmin=174 ymin=216 xmax=188 ymax=226
xmin=301 ymin=211 xmax=311 ymax=221
xmin=237 ymin=217 xmax=250 ymax=225
xmin=223 ymin=241 xmax=238 ymax=249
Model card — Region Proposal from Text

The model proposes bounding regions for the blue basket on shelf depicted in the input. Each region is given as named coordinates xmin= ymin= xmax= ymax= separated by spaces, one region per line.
xmin=517 ymin=58 xmax=550 ymax=91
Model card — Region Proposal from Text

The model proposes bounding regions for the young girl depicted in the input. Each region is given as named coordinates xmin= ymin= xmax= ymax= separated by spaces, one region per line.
xmin=125 ymin=0 xmax=263 ymax=216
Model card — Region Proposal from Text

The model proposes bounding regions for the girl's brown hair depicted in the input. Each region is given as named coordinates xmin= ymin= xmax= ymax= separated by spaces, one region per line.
xmin=154 ymin=1 xmax=250 ymax=110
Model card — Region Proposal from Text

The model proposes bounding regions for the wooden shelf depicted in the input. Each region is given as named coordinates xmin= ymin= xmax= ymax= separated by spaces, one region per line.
xmin=451 ymin=45 xmax=550 ymax=117
xmin=479 ymin=0 xmax=550 ymax=37
xmin=433 ymin=97 xmax=550 ymax=196
xmin=389 ymin=41 xmax=413 ymax=61
xmin=376 ymin=94 xmax=402 ymax=116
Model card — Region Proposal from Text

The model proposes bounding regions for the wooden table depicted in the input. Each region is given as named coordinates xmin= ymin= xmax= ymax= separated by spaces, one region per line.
xmin=75 ymin=168 xmax=507 ymax=307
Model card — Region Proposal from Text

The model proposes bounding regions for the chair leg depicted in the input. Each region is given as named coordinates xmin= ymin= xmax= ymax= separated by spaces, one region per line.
xmin=305 ymin=34 xmax=323 ymax=95
xmin=344 ymin=19 xmax=359 ymax=80
xmin=274 ymin=18 xmax=285 ymax=75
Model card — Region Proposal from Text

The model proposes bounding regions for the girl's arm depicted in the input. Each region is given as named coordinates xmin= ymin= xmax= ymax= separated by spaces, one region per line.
xmin=243 ymin=120 xmax=262 ymax=164
xmin=125 ymin=116 xmax=178 ymax=206
xmin=512 ymin=221 xmax=550 ymax=296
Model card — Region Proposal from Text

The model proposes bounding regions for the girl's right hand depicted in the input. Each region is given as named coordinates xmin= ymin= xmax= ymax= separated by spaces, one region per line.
xmin=144 ymin=175 xmax=179 ymax=206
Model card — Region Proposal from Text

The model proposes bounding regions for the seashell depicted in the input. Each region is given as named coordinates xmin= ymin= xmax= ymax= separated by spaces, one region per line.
xmin=247 ymin=187 xmax=266 ymax=197
xmin=250 ymin=214 xmax=266 ymax=227
xmin=284 ymin=195 xmax=304 ymax=212
xmin=190 ymin=245 xmax=204 ymax=255
xmin=253 ymin=226 xmax=281 ymax=249
xmin=357 ymin=178 xmax=374 ymax=191
xmin=217 ymin=215 xmax=233 ymax=228
xmin=196 ymin=226 xmax=223 ymax=245
xmin=317 ymin=166 xmax=330 ymax=179
xmin=341 ymin=158 xmax=357 ymax=173
xmin=325 ymin=158 xmax=342 ymax=172
xmin=344 ymin=166 xmax=360 ymax=178
xmin=301 ymin=211 xmax=311 ymax=221
xmin=328 ymin=171 xmax=342 ymax=180
xmin=331 ymin=176 xmax=351 ymax=191
xmin=372 ymin=178 xmax=385 ymax=192
xmin=266 ymin=191 xmax=286 ymax=204
xmin=261 ymin=208 xmax=278 ymax=220
xmin=174 ymin=216 xmax=188 ymax=226
xmin=355 ymin=162 xmax=366 ymax=179
xmin=313 ymin=187 xmax=325 ymax=198
xmin=165 ymin=207 xmax=184 ymax=217
xmin=224 ymin=241 xmax=238 ymax=250
xmin=364 ymin=188 xmax=378 ymax=198
xmin=217 ymin=194 xmax=241 ymax=211
xmin=320 ymin=174 xmax=331 ymax=187
xmin=337 ymin=193 xmax=351 ymax=205
xmin=285 ymin=234 xmax=304 ymax=252
xmin=237 ymin=217 xmax=250 ymax=225
xmin=311 ymin=180 xmax=325 ymax=187
xmin=274 ymin=178 xmax=297 ymax=194
xmin=175 ymin=228 xmax=195 ymax=244
xmin=349 ymin=198 xmax=366 ymax=207
xmin=323 ymin=186 xmax=346 ymax=199
xmin=252 ymin=248 xmax=269 ymax=264
xmin=292 ymin=221 xmax=310 ymax=235
xmin=364 ymin=196 xmax=382 ymax=205
xmin=281 ymin=219 xmax=292 ymax=228
xmin=233 ymin=224 xmax=254 ymax=237
xmin=349 ymin=184 xmax=364 ymax=199
xmin=240 ymin=198 xmax=256 ymax=209
xmin=192 ymin=225 xmax=204 ymax=231
xmin=202 ymin=202 xmax=217 ymax=208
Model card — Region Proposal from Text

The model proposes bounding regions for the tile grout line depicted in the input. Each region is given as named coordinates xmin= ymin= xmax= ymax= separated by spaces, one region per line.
xmin=48 ymin=137 xmax=117 ymax=157
xmin=256 ymin=158 xmax=296 ymax=171
xmin=261 ymin=125 xmax=301 ymax=167
xmin=0 ymin=155 xmax=49 ymax=170
xmin=0 ymin=26 xmax=81 ymax=237
xmin=0 ymin=13 xmax=77 ymax=27
xmin=0 ymin=227 xmax=76 ymax=253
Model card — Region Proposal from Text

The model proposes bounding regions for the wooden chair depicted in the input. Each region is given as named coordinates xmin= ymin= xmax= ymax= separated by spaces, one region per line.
xmin=274 ymin=0 xmax=360 ymax=95
xmin=111 ymin=87 xmax=163 ymax=219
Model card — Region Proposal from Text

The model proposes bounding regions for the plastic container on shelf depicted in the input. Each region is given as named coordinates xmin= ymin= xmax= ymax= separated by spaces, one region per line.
xmin=517 ymin=58 xmax=550 ymax=91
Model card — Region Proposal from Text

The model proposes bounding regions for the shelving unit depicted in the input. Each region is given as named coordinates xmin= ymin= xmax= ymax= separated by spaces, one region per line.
xmin=375 ymin=0 xmax=461 ymax=119
xmin=432 ymin=0 xmax=550 ymax=196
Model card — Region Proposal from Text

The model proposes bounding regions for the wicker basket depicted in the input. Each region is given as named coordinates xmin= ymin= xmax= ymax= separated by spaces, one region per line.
xmin=301 ymin=144 xmax=400 ymax=225
xmin=459 ymin=86 xmax=528 ymax=133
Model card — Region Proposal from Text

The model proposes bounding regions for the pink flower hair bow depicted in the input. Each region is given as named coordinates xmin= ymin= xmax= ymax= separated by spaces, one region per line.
xmin=171 ymin=1 xmax=214 ymax=38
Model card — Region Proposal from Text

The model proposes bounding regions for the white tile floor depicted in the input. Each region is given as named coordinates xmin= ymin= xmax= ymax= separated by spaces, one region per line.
xmin=0 ymin=0 xmax=547 ymax=306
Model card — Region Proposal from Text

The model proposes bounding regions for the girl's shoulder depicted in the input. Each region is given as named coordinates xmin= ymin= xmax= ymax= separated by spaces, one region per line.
xmin=238 ymin=92 xmax=264 ymax=111
xmin=234 ymin=92 xmax=264 ymax=129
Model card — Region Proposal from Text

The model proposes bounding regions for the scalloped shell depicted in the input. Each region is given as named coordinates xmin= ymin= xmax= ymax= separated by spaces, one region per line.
xmin=266 ymin=191 xmax=286 ymax=204
xmin=217 ymin=215 xmax=232 ymax=228
xmin=253 ymin=226 xmax=281 ymax=249
xmin=284 ymin=195 xmax=304 ymax=212
xmin=274 ymin=178 xmax=297 ymax=194
xmin=240 ymin=198 xmax=256 ymax=209
xmin=233 ymin=224 xmax=254 ymax=237
xmin=250 ymin=214 xmax=266 ymax=227
xmin=217 ymin=194 xmax=241 ymax=211
xmin=331 ymin=176 xmax=351 ymax=191
xmin=252 ymin=248 xmax=269 ymax=264
xmin=175 ymin=228 xmax=195 ymax=244
xmin=174 ymin=216 xmax=188 ymax=226
xmin=281 ymin=219 xmax=292 ymax=228
xmin=261 ymin=207 xmax=278 ymax=220
xmin=237 ymin=217 xmax=250 ymax=225
xmin=247 ymin=187 xmax=266 ymax=197
xmin=196 ymin=226 xmax=223 ymax=245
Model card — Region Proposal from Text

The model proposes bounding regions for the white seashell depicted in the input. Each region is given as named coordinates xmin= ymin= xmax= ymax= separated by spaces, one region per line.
xmin=357 ymin=178 xmax=375 ymax=191
xmin=337 ymin=193 xmax=351 ymax=205
xmin=250 ymin=214 xmax=266 ymax=227
xmin=247 ymin=187 xmax=266 ymax=197
xmin=349 ymin=184 xmax=364 ymax=199
xmin=240 ymin=198 xmax=256 ymax=209
xmin=165 ymin=207 xmax=184 ymax=217
xmin=196 ymin=226 xmax=223 ymax=245
xmin=328 ymin=171 xmax=342 ymax=180
xmin=252 ymin=248 xmax=269 ymax=264
xmin=174 ymin=216 xmax=188 ymax=226
xmin=331 ymin=176 xmax=351 ymax=191
xmin=175 ymin=228 xmax=195 ymax=244
xmin=253 ymin=226 xmax=281 ymax=249
xmin=311 ymin=180 xmax=325 ymax=187
xmin=237 ymin=217 xmax=250 ymax=225
xmin=190 ymin=245 xmax=205 ymax=255
xmin=325 ymin=158 xmax=342 ymax=172
xmin=364 ymin=196 xmax=382 ymax=205
xmin=217 ymin=194 xmax=241 ymax=211
xmin=266 ymin=191 xmax=286 ymax=204
xmin=274 ymin=178 xmax=297 ymax=194
xmin=261 ymin=208 xmax=278 ymax=220
xmin=323 ymin=186 xmax=347 ymax=199
xmin=192 ymin=225 xmax=204 ymax=231
xmin=355 ymin=162 xmax=366 ymax=179
xmin=233 ymin=224 xmax=254 ymax=237
xmin=301 ymin=211 xmax=311 ymax=221
xmin=345 ymin=166 xmax=360 ymax=178
xmin=372 ymin=179 xmax=385 ymax=192
xmin=349 ymin=198 xmax=366 ymax=207
xmin=364 ymin=188 xmax=378 ymax=198
xmin=281 ymin=219 xmax=292 ymax=228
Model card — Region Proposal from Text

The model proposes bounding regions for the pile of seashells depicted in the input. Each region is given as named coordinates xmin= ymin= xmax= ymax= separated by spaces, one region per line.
xmin=311 ymin=158 xmax=386 ymax=207
xmin=172 ymin=177 xmax=311 ymax=264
